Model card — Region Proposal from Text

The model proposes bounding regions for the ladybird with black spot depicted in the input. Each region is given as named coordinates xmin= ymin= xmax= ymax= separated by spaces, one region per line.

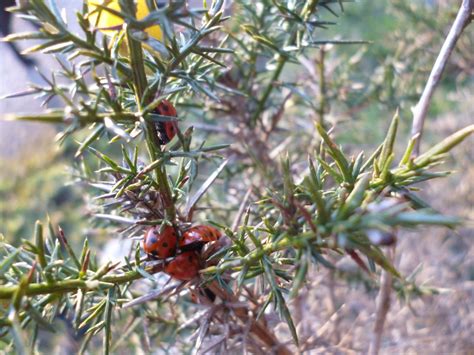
xmin=154 ymin=99 xmax=179 ymax=145
xmin=143 ymin=225 xmax=178 ymax=259
xmin=178 ymin=225 xmax=222 ymax=252
xmin=164 ymin=251 xmax=201 ymax=280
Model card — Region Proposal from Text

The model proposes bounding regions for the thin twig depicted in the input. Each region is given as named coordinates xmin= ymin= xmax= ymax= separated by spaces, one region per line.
xmin=184 ymin=159 xmax=229 ymax=220
xmin=411 ymin=0 xmax=474 ymax=156
xmin=317 ymin=46 xmax=328 ymax=127
xmin=368 ymin=245 xmax=396 ymax=355
xmin=231 ymin=187 xmax=253 ymax=232
xmin=122 ymin=281 xmax=183 ymax=308
xmin=207 ymin=282 xmax=292 ymax=355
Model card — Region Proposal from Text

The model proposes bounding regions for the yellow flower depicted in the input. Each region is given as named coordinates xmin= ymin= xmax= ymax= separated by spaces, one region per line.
xmin=87 ymin=0 xmax=163 ymax=42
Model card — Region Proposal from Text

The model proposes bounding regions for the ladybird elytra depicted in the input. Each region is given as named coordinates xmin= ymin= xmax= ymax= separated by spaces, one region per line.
xmin=143 ymin=225 xmax=178 ymax=259
xmin=164 ymin=251 xmax=200 ymax=281
xmin=178 ymin=225 xmax=222 ymax=251
xmin=153 ymin=99 xmax=178 ymax=145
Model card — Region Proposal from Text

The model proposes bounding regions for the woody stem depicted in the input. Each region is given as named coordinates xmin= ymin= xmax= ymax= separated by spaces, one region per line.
xmin=124 ymin=0 xmax=176 ymax=222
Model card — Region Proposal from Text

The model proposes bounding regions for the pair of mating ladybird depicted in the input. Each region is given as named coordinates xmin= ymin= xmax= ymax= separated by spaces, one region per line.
xmin=143 ymin=225 xmax=221 ymax=281
xmin=154 ymin=99 xmax=179 ymax=145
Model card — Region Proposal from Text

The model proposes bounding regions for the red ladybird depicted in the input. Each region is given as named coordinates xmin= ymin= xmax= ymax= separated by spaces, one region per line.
xmin=191 ymin=287 xmax=217 ymax=303
xmin=143 ymin=225 xmax=178 ymax=259
xmin=179 ymin=225 xmax=222 ymax=251
xmin=154 ymin=99 xmax=178 ymax=145
xmin=164 ymin=251 xmax=200 ymax=281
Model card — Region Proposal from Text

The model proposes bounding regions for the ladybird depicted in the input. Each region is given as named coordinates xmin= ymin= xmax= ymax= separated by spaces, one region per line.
xmin=190 ymin=287 xmax=216 ymax=304
xmin=154 ymin=100 xmax=178 ymax=145
xmin=179 ymin=225 xmax=222 ymax=251
xmin=143 ymin=225 xmax=178 ymax=259
xmin=164 ymin=251 xmax=200 ymax=281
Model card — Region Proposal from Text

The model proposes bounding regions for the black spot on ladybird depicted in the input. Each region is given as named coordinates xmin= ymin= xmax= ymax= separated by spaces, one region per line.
xmin=163 ymin=242 xmax=168 ymax=248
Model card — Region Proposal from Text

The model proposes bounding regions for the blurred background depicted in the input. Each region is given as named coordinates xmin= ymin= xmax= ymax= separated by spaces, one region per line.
xmin=0 ymin=0 xmax=472 ymax=352
xmin=0 ymin=0 xmax=85 ymax=242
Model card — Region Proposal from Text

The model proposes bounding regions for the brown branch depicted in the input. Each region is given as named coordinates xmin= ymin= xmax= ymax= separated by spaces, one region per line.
xmin=207 ymin=282 xmax=292 ymax=355
xmin=368 ymin=245 xmax=396 ymax=355
xmin=411 ymin=0 xmax=474 ymax=156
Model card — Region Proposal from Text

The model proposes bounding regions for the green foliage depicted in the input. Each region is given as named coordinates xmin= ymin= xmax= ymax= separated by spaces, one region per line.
xmin=0 ymin=0 xmax=472 ymax=353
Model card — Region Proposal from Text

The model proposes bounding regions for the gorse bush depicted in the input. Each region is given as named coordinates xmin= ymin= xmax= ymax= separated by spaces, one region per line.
xmin=0 ymin=0 xmax=472 ymax=353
